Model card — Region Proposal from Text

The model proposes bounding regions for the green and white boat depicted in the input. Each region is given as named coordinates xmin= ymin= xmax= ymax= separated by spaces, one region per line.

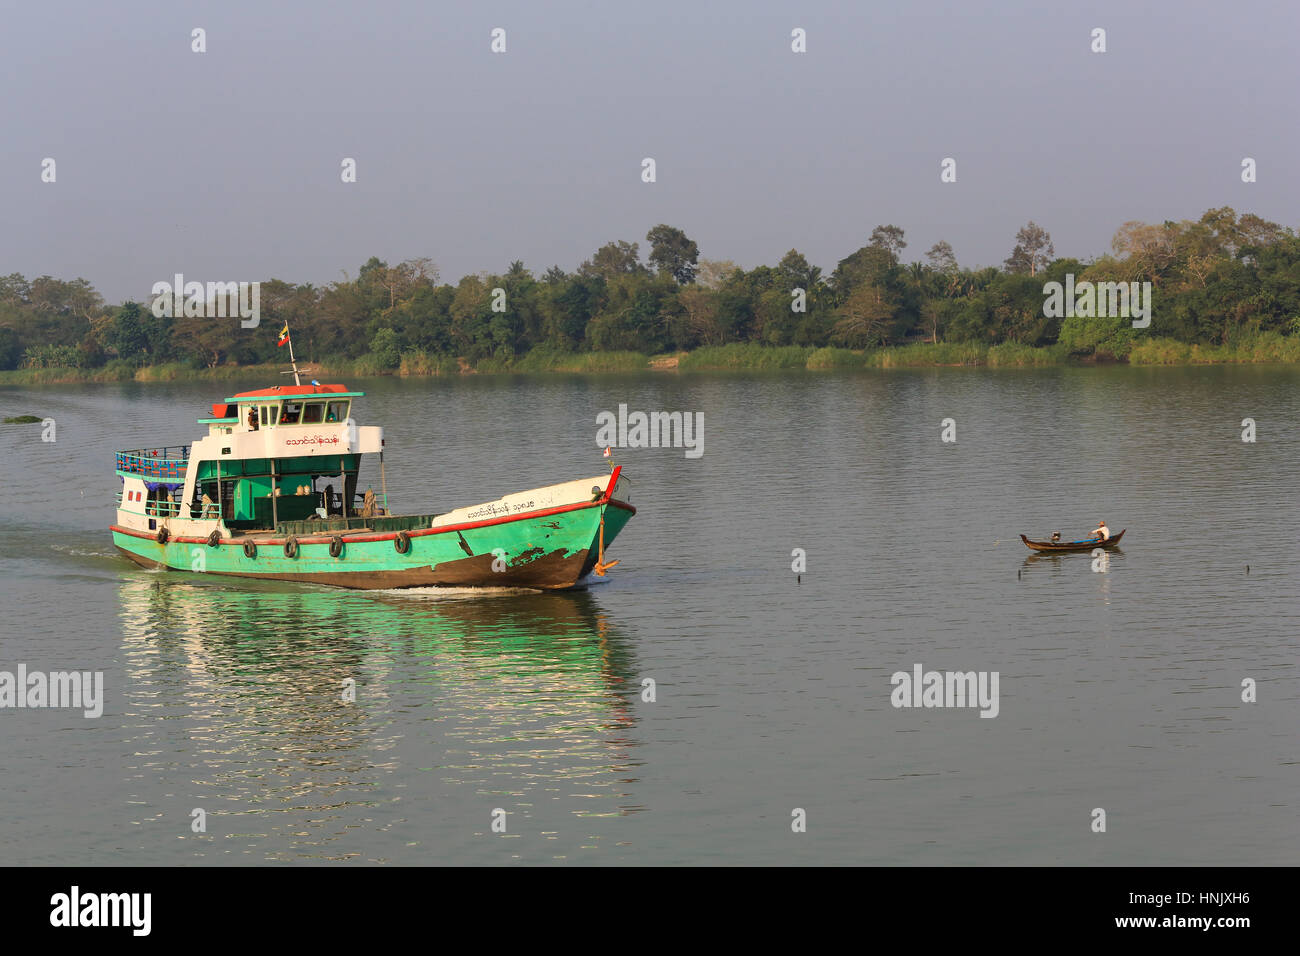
xmin=111 ymin=381 xmax=634 ymax=589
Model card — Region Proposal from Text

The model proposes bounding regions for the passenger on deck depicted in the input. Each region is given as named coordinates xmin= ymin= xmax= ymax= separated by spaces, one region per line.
xmin=323 ymin=484 xmax=335 ymax=516
xmin=247 ymin=407 xmax=258 ymax=431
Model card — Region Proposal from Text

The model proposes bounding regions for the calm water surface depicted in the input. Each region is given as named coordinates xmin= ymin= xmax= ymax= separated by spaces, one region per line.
xmin=1 ymin=366 xmax=1296 ymax=864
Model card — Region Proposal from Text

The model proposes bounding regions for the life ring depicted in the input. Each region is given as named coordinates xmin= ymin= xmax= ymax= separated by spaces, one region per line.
xmin=206 ymin=530 xmax=221 ymax=548
xmin=329 ymin=535 xmax=344 ymax=558
xmin=284 ymin=536 xmax=298 ymax=559
xmin=394 ymin=531 xmax=411 ymax=554
xmin=243 ymin=539 xmax=257 ymax=559
xmin=156 ymin=527 xmax=169 ymax=544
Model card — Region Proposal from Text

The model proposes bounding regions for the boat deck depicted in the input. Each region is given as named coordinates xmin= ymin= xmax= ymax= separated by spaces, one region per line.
xmin=273 ymin=513 xmax=440 ymax=537
xmin=241 ymin=526 xmax=373 ymax=539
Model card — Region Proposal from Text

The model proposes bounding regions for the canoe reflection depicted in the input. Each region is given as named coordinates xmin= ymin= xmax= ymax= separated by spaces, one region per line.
xmin=1021 ymin=548 xmax=1125 ymax=571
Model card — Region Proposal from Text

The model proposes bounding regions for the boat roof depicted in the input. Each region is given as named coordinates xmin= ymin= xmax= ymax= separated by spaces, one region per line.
xmin=224 ymin=384 xmax=364 ymax=403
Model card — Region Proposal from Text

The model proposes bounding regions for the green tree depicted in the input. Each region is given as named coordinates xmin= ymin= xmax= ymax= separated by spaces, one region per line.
xmin=104 ymin=302 xmax=150 ymax=361
xmin=369 ymin=328 xmax=401 ymax=369
xmin=832 ymin=244 xmax=895 ymax=295
xmin=869 ymin=224 xmax=907 ymax=262
xmin=777 ymin=249 xmax=822 ymax=292
xmin=578 ymin=241 xmax=647 ymax=280
xmin=832 ymin=283 xmax=895 ymax=347
xmin=646 ymin=224 xmax=700 ymax=284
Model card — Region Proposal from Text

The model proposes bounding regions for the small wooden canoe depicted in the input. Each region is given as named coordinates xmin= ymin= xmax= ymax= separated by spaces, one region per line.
xmin=1020 ymin=529 xmax=1125 ymax=552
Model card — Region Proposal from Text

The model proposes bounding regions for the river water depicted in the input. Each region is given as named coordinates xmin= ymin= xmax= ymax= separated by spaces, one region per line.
xmin=1 ymin=365 xmax=1296 ymax=864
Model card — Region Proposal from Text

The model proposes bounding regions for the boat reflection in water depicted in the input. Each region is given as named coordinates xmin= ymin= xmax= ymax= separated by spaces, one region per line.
xmin=1020 ymin=547 xmax=1125 ymax=573
xmin=115 ymin=574 xmax=642 ymax=862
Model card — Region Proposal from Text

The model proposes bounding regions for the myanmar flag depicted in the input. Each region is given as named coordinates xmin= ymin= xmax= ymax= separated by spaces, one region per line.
xmin=277 ymin=322 xmax=290 ymax=347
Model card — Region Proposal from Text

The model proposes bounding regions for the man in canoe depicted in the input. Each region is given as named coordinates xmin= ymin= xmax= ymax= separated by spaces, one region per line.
xmin=1090 ymin=520 xmax=1110 ymax=542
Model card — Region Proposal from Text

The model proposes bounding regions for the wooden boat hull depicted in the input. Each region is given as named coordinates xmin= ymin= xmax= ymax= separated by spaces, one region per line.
xmin=1019 ymin=529 xmax=1125 ymax=552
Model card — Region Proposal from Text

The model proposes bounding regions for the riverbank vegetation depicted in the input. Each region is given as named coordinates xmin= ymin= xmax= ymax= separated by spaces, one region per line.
xmin=6 ymin=335 xmax=1298 ymax=385
xmin=3 ymin=207 xmax=1298 ymax=384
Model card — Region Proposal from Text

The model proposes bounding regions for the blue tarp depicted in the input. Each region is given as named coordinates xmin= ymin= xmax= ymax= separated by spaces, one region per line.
xmin=143 ymin=481 xmax=184 ymax=492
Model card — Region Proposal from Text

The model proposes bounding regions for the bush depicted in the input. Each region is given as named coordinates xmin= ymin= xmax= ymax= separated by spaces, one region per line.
xmin=22 ymin=344 xmax=82 ymax=369
xmin=1058 ymin=313 xmax=1137 ymax=358
xmin=368 ymin=329 xmax=401 ymax=370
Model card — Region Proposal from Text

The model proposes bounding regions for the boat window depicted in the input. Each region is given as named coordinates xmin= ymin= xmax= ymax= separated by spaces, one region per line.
xmin=268 ymin=404 xmax=279 ymax=425
xmin=260 ymin=405 xmax=269 ymax=426
xmin=303 ymin=402 xmax=324 ymax=424
xmin=281 ymin=402 xmax=301 ymax=424
xmin=326 ymin=401 xmax=349 ymax=422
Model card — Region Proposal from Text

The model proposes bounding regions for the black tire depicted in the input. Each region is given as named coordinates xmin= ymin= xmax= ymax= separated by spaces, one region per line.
xmin=243 ymin=539 xmax=257 ymax=559
xmin=156 ymin=527 xmax=169 ymax=544
xmin=329 ymin=535 xmax=344 ymax=558
xmin=394 ymin=531 xmax=411 ymax=554
xmin=284 ymin=536 xmax=298 ymax=559
xmin=207 ymin=530 xmax=221 ymax=548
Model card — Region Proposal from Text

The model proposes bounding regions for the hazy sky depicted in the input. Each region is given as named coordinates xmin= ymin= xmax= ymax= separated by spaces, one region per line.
xmin=3 ymin=0 xmax=1297 ymax=303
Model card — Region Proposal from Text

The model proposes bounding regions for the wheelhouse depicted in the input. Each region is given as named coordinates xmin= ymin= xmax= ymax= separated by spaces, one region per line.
xmin=114 ymin=384 xmax=384 ymax=535
xmin=208 ymin=391 xmax=361 ymax=436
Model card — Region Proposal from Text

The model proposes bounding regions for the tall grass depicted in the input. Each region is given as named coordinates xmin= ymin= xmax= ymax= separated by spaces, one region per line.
xmin=398 ymin=350 xmax=459 ymax=376
xmin=0 ymin=359 xmax=387 ymax=387
xmin=987 ymin=342 xmax=1068 ymax=367
xmin=804 ymin=347 xmax=863 ymax=369
xmin=868 ymin=342 xmax=986 ymax=368
xmin=1126 ymin=339 xmax=1193 ymax=365
xmin=1234 ymin=331 xmax=1300 ymax=363
xmin=510 ymin=349 xmax=650 ymax=373
xmin=0 ymin=363 xmax=278 ymax=385
xmin=0 ymin=366 xmax=130 ymax=385
xmin=678 ymin=343 xmax=814 ymax=370
xmin=132 ymin=362 xmax=295 ymax=382
xmin=1128 ymin=333 xmax=1300 ymax=365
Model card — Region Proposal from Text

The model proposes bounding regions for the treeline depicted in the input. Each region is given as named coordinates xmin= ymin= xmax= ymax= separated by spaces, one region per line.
xmin=4 ymin=208 xmax=1299 ymax=373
